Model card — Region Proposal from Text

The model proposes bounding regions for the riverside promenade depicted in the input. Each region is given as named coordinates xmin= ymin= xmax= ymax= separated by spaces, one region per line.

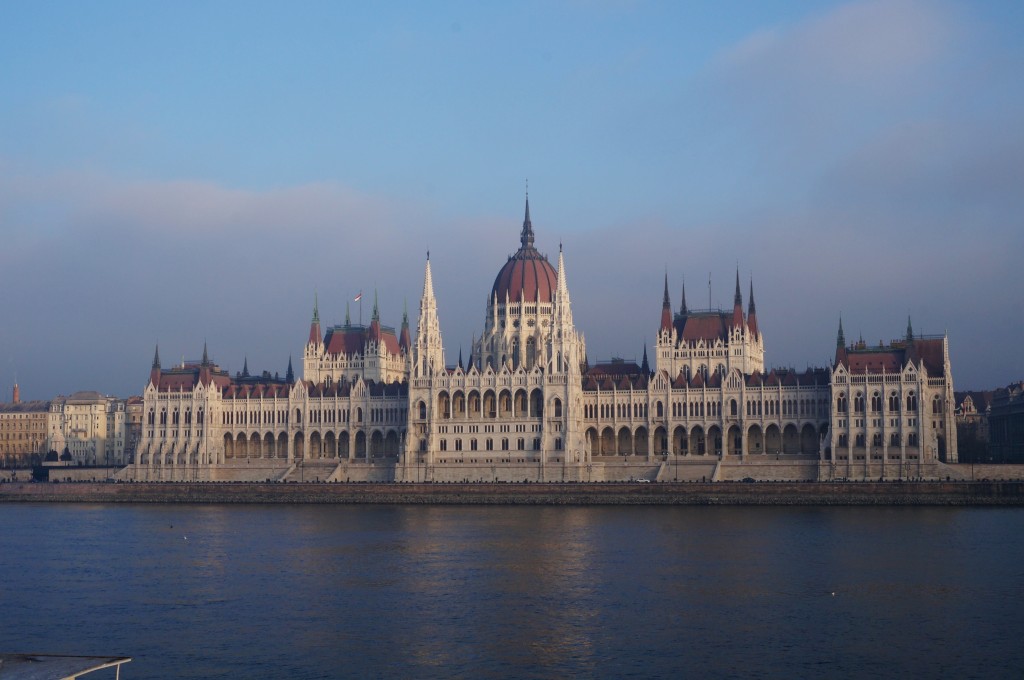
xmin=1 ymin=480 xmax=1023 ymax=505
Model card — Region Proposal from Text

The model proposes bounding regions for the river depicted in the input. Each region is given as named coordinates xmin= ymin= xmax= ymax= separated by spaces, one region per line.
xmin=1 ymin=505 xmax=1022 ymax=678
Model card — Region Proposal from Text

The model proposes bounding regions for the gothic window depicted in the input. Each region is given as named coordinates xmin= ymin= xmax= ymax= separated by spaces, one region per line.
xmin=419 ymin=439 xmax=427 ymax=452
xmin=554 ymin=398 xmax=562 ymax=418
xmin=418 ymin=401 xmax=427 ymax=420
xmin=907 ymin=392 xmax=918 ymax=412
xmin=854 ymin=393 xmax=865 ymax=413
xmin=890 ymin=433 xmax=901 ymax=446
xmin=871 ymin=392 xmax=881 ymax=413
xmin=838 ymin=434 xmax=848 ymax=447
xmin=872 ymin=433 xmax=882 ymax=447
xmin=888 ymin=393 xmax=900 ymax=412
xmin=730 ymin=399 xmax=737 ymax=417
xmin=855 ymin=434 xmax=865 ymax=447
xmin=656 ymin=401 xmax=663 ymax=418
xmin=932 ymin=396 xmax=942 ymax=414
xmin=440 ymin=439 xmax=447 ymax=452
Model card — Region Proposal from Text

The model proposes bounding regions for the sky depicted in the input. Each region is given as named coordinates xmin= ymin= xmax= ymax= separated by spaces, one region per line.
xmin=1 ymin=0 xmax=1022 ymax=400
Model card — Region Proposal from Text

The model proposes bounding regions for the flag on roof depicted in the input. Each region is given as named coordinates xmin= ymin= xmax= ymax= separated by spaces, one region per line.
xmin=354 ymin=291 xmax=363 ymax=302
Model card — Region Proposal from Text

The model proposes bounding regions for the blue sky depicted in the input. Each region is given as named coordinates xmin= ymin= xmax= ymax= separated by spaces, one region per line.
xmin=2 ymin=0 xmax=1022 ymax=399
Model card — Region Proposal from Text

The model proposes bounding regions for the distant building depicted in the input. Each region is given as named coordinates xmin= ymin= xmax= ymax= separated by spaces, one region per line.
xmin=955 ymin=390 xmax=993 ymax=462
xmin=125 ymin=396 xmax=144 ymax=464
xmin=47 ymin=391 xmax=127 ymax=466
xmin=988 ymin=382 xmax=1024 ymax=463
xmin=133 ymin=196 xmax=958 ymax=482
xmin=0 ymin=384 xmax=50 ymax=467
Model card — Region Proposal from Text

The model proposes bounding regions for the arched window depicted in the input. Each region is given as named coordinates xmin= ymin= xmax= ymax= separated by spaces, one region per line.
xmin=907 ymin=392 xmax=918 ymax=412
xmin=854 ymin=393 xmax=865 ymax=413
xmin=932 ymin=396 xmax=942 ymax=414
xmin=554 ymin=398 xmax=562 ymax=418
xmin=418 ymin=401 xmax=427 ymax=420
xmin=871 ymin=392 xmax=881 ymax=413
xmin=730 ymin=399 xmax=737 ymax=417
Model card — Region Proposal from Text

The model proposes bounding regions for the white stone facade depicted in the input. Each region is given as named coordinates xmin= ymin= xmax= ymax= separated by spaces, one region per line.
xmin=131 ymin=198 xmax=958 ymax=482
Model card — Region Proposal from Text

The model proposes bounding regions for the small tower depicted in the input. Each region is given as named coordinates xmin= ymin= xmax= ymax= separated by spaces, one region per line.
xmin=732 ymin=268 xmax=744 ymax=329
xmin=660 ymin=273 xmax=673 ymax=334
xmin=414 ymin=253 xmax=445 ymax=377
xmin=149 ymin=344 xmax=162 ymax=387
xmin=747 ymin=279 xmax=759 ymax=339
xmin=11 ymin=382 xmax=20 ymax=405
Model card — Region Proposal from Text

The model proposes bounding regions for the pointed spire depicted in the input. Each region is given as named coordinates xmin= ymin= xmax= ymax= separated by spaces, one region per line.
xmin=423 ymin=253 xmax=436 ymax=299
xmin=747 ymin=278 xmax=759 ymax=338
xmin=837 ymin=317 xmax=846 ymax=348
xmin=152 ymin=344 xmax=161 ymax=369
xmin=661 ymin=272 xmax=673 ymax=332
xmin=201 ymin=341 xmax=209 ymax=366
xmin=641 ymin=344 xmax=650 ymax=375
xmin=520 ymin=190 xmax=535 ymax=250
xmin=372 ymin=290 xmax=380 ymax=321
xmin=242 ymin=356 xmax=249 ymax=378
xmin=679 ymin=278 xmax=688 ymax=315
xmin=308 ymin=294 xmax=322 ymax=345
xmin=906 ymin=315 xmax=914 ymax=342
xmin=458 ymin=347 xmax=464 ymax=370
xmin=732 ymin=267 xmax=744 ymax=328
xmin=286 ymin=356 xmax=294 ymax=383
xmin=345 ymin=301 xmax=351 ymax=326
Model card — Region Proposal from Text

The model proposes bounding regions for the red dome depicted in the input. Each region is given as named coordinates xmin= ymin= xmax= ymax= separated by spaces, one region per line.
xmin=492 ymin=253 xmax=557 ymax=303
xmin=490 ymin=197 xmax=557 ymax=303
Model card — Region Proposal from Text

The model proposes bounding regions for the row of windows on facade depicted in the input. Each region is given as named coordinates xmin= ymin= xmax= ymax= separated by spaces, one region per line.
xmin=423 ymin=395 xmax=562 ymax=420
xmin=427 ymin=437 xmax=562 ymax=452
xmin=835 ymin=433 xmax=921 ymax=447
xmin=147 ymin=407 xmax=406 ymax=427
xmin=835 ymin=393 xmax=939 ymax=414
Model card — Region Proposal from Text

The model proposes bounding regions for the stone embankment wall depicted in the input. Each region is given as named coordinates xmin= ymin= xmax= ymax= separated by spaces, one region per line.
xmin=1 ymin=481 xmax=1022 ymax=505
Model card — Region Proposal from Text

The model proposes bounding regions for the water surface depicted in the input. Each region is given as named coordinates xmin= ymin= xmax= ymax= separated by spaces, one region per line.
xmin=2 ymin=505 xmax=1022 ymax=678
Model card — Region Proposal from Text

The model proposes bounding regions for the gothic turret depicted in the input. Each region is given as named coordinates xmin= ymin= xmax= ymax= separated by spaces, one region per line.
xmin=660 ymin=273 xmax=673 ymax=333
xmin=747 ymin=279 xmax=759 ymax=338
xmin=732 ymin=268 xmax=744 ymax=329
xmin=286 ymin=356 xmax=294 ymax=383
xmin=308 ymin=294 xmax=322 ymax=346
xmin=906 ymin=316 xmax=914 ymax=342
xmin=399 ymin=301 xmax=412 ymax=354
xmin=150 ymin=344 xmax=161 ymax=387
xmin=414 ymin=253 xmax=445 ymax=376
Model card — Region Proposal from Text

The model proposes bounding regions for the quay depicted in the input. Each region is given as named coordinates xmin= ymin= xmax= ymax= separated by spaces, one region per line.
xmin=1 ymin=480 xmax=1022 ymax=505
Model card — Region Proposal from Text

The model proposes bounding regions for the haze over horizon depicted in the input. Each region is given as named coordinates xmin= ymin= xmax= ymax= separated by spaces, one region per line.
xmin=2 ymin=0 xmax=1022 ymax=401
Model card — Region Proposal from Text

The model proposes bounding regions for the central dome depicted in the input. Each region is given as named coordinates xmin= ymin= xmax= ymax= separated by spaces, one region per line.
xmin=491 ymin=197 xmax=557 ymax=304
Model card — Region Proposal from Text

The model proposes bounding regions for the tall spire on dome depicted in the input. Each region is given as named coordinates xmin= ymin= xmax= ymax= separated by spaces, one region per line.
xmin=520 ymin=187 xmax=535 ymax=250
xmin=660 ymin=272 xmax=673 ymax=332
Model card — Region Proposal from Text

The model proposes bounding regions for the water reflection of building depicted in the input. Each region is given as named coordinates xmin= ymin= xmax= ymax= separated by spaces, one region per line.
xmin=132 ymin=196 xmax=958 ymax=482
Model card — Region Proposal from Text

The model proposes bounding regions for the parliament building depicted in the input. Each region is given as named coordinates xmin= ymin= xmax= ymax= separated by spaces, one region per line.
xmin=131 ymin=198 xmax=958 ymax=482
